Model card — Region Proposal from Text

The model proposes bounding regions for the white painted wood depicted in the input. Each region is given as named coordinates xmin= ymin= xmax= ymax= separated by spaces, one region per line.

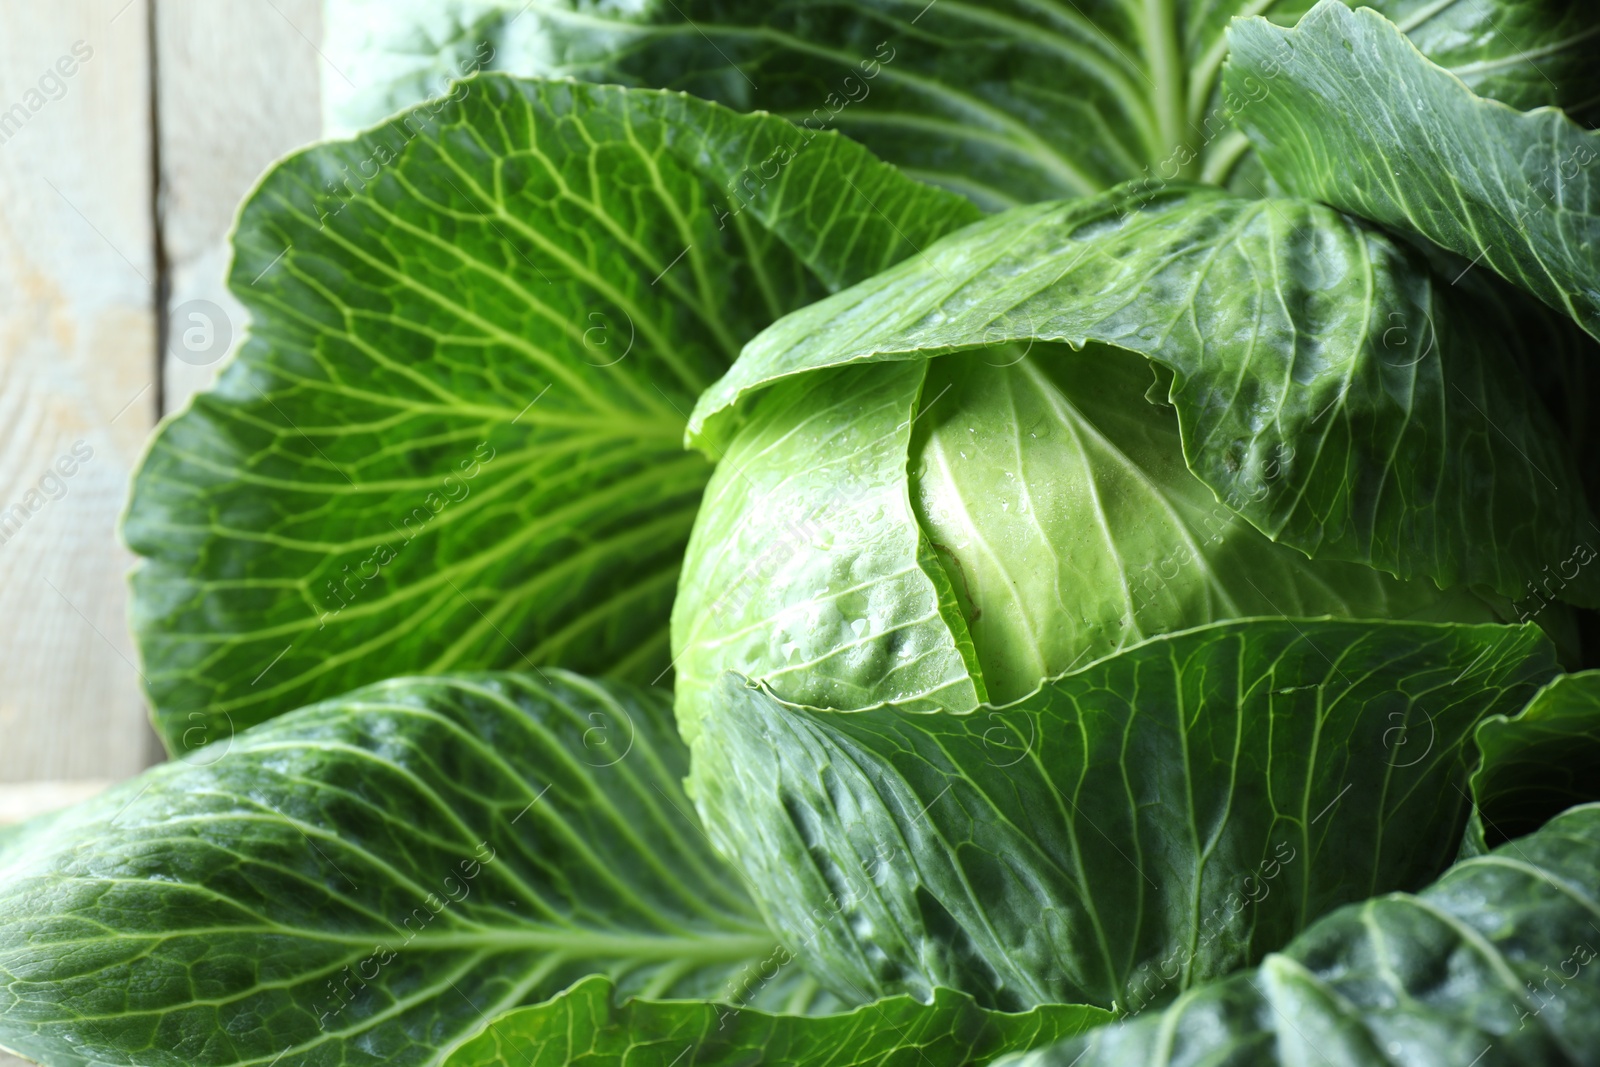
xmin=0 ymin=0 xmax=157 ymax=784
xmin=0 ymin=779 xmax=110 ymax=825
xmin=155 ymin=0 xmax=323 ymax=411
xmin=0 ymin=0 xmax=324 ymax=794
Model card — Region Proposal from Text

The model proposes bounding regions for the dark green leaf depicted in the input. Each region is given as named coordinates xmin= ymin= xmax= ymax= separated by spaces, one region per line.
xmin=1005 ymin=802 xmax=1600 ymax=1066
xmin=1227 ymin=1 xmax=1600 ymax=342
xmin=1469 ymin=670 xmax=1600 ymax=853
xmin=1379 ymin=0 xmax=1600 ymax=122
xmin=441 ymin=974 xmax=1108 ymax=1067
xmin=393 ymin=0 xmax=1600 ymax=209
xmin=0 ymin=672 xmax=783 ymax=1067
xmin=686 ymin=185 xmax=1600 ymax=609
xmin=689 ymin=618 xmax=1556 ymax=1011
xmin=124 ymin=75 xmax=979 ymax=751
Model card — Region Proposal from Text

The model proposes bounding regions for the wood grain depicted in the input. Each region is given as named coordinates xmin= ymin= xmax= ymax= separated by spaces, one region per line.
xmin=0 ymin=0 xmax=324 ymax=794
xmin=0 ymin=0 xmax=157 ymax=784
xmin=155 ymin=0 xmax=322 ymax=411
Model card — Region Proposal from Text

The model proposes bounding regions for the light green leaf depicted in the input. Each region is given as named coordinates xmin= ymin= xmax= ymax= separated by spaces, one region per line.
xmin=0 ymin=672 xmax=786 ymax=1067
xmin=341 ymin=0 xmax=1600 ymax=210
xmin=442 ymin=974 xmax=1108 ymax=1067
xmin=1467 ymin=670 xmax=1600 ymax=854
xmin=689 ymin=618 xmax=1556 ymax=1011
xmin=909 ymin=348 xmax=1502 ymax=703
xmin=1227 ymin=0 xmax=1600 ymax=342
xmin=670 ymin=358 xmax=988 ymax=741
xmin=1003 ymin=802 xmax=1600 ymax=1066
xmin=124 ymin=75 xmax=980 ymax=751
xmin=687 ymin=185 xmax=1600 ymax=608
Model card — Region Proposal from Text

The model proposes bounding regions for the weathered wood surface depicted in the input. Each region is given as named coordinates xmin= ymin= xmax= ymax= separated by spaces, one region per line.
xmin=0 ymin=0 xmax=158 ymax=787
xmin=0 ymin=0 xmax=321 ymax=815
xmin=156 ymin=0 xmax=322 ymax=411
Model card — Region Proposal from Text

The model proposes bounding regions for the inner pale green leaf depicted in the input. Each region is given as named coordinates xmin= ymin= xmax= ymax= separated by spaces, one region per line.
xmin=911 ymin=347 xmax=1499 ymax=702
xmin=672 ymin=359 xmax=984 ymax=741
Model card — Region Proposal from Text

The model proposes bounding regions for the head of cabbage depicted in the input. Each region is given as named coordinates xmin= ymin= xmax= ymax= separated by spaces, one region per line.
xmin=670 ymin=340 xmax=1501 ymax=741
xmin=669 ymin=186 xmax=1597 ymax=742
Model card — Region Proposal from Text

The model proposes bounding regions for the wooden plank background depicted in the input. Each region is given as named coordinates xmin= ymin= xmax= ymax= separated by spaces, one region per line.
xmin=0 ymin=0 xmax=322 ymax=830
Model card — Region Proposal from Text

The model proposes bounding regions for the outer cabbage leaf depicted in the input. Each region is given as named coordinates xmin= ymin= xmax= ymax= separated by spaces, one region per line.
xmin=442 ymin=974 xmax=1109 ymax=1067
xmin=687 ymin=185 xmax=1600 ymax=609
xmin=1467 ymin=670 xmax=1600 ymax=853
xmin=1228 ymin=1 xmax=1600 ymax=342
xmin=0 ymin=673 xmax=786 ymax=1067
xmin=1382 ymin=0 xmax=1600 ymax=122
xmin=124 ymin=75 xmax=979 ymax=751
xmin=1003 ymin=802 xmax=1600 ymax=1066
xmin=324 ymin=0 xmax=1600 ymax=209
xmin=689 ymin=618 xmax=1556 ymax=1011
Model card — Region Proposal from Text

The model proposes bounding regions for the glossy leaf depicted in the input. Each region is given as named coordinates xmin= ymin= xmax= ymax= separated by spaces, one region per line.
xmin=442 ymin=974 xmax=1108 ymax=1067
xmin=1228 ymin=0 xmax=1600 ymax=342
xmin=357 ymin=0 xmax=1600 ymax=209
xmin=689 ymin=618 xmax=1556 ymax=1011
xmin=124 ymin=75 xmax=980 ymax=751
xmin=1003 ymin=802 xmax=1600 ymax=1066
xmin=0 ymin=672 xmax=785 ymax=1067
xmin=688 ymin=185 xmax=1600 ymax=608
xmin=1469 ymin=670 xmax=1600 ymax=852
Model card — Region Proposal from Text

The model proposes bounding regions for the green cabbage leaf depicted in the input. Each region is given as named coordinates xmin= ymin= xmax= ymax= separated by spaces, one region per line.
xmin=688 ymin=618 xmax=1555 ymax=1010
xmin=0 ymin=674 xmax=783 ymax=1067
xmin=124 ymin=75 xmax=977 ymax=751
xmin=1003 ymin=801 xmax=1600 ymax=1065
